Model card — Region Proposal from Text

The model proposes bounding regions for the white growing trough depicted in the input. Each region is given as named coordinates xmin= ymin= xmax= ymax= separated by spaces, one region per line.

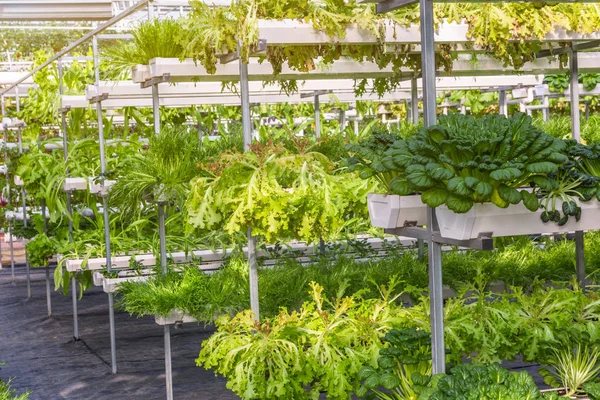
xmin=63 ymin=177 xmax=88 ymax=191
xmin=436 ymin=199 xmax=600 ymax=240
xmin=367 ymin=194 xmax=427 ymax=228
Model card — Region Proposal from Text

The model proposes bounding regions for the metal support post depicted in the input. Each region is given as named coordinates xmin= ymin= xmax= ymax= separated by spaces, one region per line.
xmin=239 ymin=50 xmax=260 ymax=320
xmin=585 ymin=102 xmax=590 ymax=121
xmin=151 ymin=77 xmax=173 ymax=400
xmin=314 ymin=95 xmax=321 ymax=139
xmin=0 ymin=96 xmax=5 ymax=276
xmin=93 ymin=34 xmax=117 ymax=374
xmin=41 ymin=199 xmax=52 ymax=316
xmin=339 ymin=109 xmax=346 ymax=131
xmin=3 ymin=126 xmax=14 ymax=285
xmin=498 ymin=90 xmax=508 ymax=117
xmin=542 ymin=96 xmax=550 ymax=122
xmin=58 ymin=60 xmax=79 ymax=340
xmin=410 ymin=77 xmax=419 ymax=124
xmin=570 ymin=48 xmax=586 ymax=287
xmin=420 ymin=0 xmax=445 ymax=374
xmin=15 ymin=95 xmax=31 ymax=298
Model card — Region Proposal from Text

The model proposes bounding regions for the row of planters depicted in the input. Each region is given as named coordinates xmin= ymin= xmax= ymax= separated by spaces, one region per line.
xmin=348 ymin=113 xmax=600 ymax=238
xmin=198 ymin=280 xmax=600 ymax=399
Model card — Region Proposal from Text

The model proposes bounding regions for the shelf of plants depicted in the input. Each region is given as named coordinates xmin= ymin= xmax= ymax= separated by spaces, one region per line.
xmin=5 ymin=2 xmax=600 ymax=400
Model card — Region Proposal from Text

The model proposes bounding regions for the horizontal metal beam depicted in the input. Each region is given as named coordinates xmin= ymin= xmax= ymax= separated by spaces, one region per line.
xmin=0 ymin=0 xmax=151 ymax=97
xmin=140 ymin=73 xmax=170 ymax=89
xmin=300 ymin=90 xmax=333 ymax=98
xmin=220 ymin=39 xmax=267 ymax=64
xmin=384 ymin=227 xmax=494 ymax=250
xmin=537 ymin=40 xmax=600 ymax=58
xmin=89 ymin=93 xmax=109 ymax=104
xmin=96 ymin=34 xmax=134 ymax=40
xmin=375 ymin=0 xmax=417 ymax=14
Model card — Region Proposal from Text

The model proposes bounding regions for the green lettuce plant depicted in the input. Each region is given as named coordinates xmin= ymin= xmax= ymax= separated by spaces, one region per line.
xmin=382 ymin=113 xmax=567 ymax=213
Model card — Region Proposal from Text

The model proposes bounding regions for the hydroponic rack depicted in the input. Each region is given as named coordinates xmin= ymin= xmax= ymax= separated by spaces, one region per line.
xmin=1 ymin=0 xmax=600 ymax=398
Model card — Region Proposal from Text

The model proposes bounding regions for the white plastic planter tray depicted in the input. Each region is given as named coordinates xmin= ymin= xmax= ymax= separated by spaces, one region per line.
xmin=436 ymin=199 xmax=600 ymax=240
xmin=367 ymin=194 xmax=427 ymax=229
xmin=103 ymin=276 xmax=148 ymax=293
xmin=155 ymin=310 xmax=197 ymax=326
xmin=0 ymin=165 xmax=7 ymax=175
xmin=66 ymin=253 xmax=156 ymax=272
xmin=131 ymin=65 xmax=151 ymax=83
xmin=88 ymin=177 xmax=116 ymax=196
xmin=63 ymin=177 xmax=88 ymax=191
xmin=13 ymin=176 xmax=23 ymax=186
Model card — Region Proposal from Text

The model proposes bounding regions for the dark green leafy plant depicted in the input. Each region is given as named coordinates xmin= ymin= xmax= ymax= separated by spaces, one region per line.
xmin=419 ymin=364 xmax=546 ymax=400
xmin=382 ymin=113 xmax=567 ymax=213
xmin=356 ymin=328 xmax=432 ymax=400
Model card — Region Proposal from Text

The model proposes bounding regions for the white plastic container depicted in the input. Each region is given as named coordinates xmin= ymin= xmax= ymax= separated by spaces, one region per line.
xmin=88 ymin=177 xmax=116 ymax=196
xmin=103 ymin=276 xmax=148 ymax=294
xmin=155 ymin=309 xmax=197 ymax=325
xmin=131 ymin=65 xmax=151 ymax=83
xmin=63 ymin=177 xmax=88 ymax=191
xmin=14 ymin=176 xmax=24 ymax=186
xmin=436 ymin=199 xmax=600 ymax=240
xmin=367 ymin=194 xmax=427 ymax=229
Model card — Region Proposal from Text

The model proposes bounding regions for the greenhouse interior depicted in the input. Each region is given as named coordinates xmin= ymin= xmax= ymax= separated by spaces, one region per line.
xmin=5 ymin=0 xmax=600 ymax=399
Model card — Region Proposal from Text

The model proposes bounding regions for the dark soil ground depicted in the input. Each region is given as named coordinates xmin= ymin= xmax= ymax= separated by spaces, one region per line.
xmin=0 ymin=264 xmax=236 ymax=400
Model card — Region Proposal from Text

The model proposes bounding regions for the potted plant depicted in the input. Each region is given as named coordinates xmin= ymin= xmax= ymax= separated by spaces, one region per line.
xmin=347 ymin=132 xmax=428 ymax=229
xmin=357 ymin=113 xmax=600 ymax=239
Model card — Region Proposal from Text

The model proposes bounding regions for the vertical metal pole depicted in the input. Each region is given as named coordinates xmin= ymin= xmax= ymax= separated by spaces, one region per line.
xmin=585 ymin=101 xmax=590 ymax=121
xmin=314 ymin=95 xmax=321 ymax=139
xmin=15 ymin=93 xmax=31 ymax=298
xmin=0 ymin=96 xmax=5 ymax=274
xmin=570 ymin=48 xmax=585 ymax=287
xmin=339 ymin=109 xmax=346 ymax=131
xmin=151 ymin=79 xmax=173 ymax=400
xmin=410 ymin=77 xmax=419 ymax=124
xmin=41 ymin=199 xmax=51 ymax=316
xmin=239 ymin=54 xmax=259 ymax=320
xmin=59 ymin=60 xmax=78 ymax=340
xmin=420 ymin=0 xmax=444 ymax=374
xmin=542 ymin=96 xmax=550 ymax=122
xmin=93 ymin=34 xmax=117 ymax=374
xmin=147 ymin=1 xmax=154 ymax=19
xmin=498 ymin=90 xmax=508 ymax=117
xmin=3 ymin=123 xmax=14 ymax=285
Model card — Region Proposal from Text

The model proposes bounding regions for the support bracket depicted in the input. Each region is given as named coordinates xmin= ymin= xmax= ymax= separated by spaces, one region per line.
xmin=140 ymin=73 xmax=171 ymax=89
xmin=384 ymin=227 xmax=494 ymax=250
xmin=300 ymin=90 xmax=333 ymax=98
xmin=88 ymin=93 xmax=109 ymax=104
xmin=220 ymin=39 xmax=267 ymax=64
xmin=58 ymin=106 xmax=71 ymax=113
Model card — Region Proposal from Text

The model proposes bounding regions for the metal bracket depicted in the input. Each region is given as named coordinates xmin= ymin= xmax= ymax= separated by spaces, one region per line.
xmin=88 ymin=93 xmax=109 ymax=104
xmin=384 ymin=227 xmax=494 ymax=251
xmin=375 ymin=0 xmax=418 ymax=14
xmin=536 ymin=40 xmax=600 ymax=59
xmin=140 ymin=73 xmax=171 ymax=89
xmin=300 ymin=90 xmax=333 ymax=99
xmin=58 ymin=106 xmax=71 ymax=113
xmin=220 ymin=39 xmax=267 ymax=64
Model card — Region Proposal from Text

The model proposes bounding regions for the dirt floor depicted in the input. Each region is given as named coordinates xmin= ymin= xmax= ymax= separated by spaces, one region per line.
xmin=0 ymin=264 xmax=236 ymax=400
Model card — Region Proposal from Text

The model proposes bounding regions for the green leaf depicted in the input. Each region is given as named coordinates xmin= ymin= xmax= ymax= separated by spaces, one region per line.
xmin=491 ymin=187 xmax=510 ymax=208
xmin=446 ymin=195 xmax=473 ymax=213
xmin=531 ymin=175 xmax=559 ymax=191
xmin=521 ymin=190 xmax=539 ymax=211
xmin=380 ymin=373 xmax=402 ymax=390
xmin=425 ymin=162 xmax=454 ymax=180
xmin=390 ymin=177 xmax=412 ymax=195
xmin=489 ymin=167 xmax=522 ymax=182
xmin=464 ymin=176 xmax=480 ymax=189
xmin=447 ymin=176 xmax=474 ymax=196
xmin=475 ymin=181 xmax=493 ymax=197
xmin=498 ymin=184 xmax=522 ymax=205
xmin=421 ymin=188 xmax=449 ymax=207
xmin=406 ymin=164 xmax=435 ymax=189
xmin=526 ymin=161 xmax=558 ymax=174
